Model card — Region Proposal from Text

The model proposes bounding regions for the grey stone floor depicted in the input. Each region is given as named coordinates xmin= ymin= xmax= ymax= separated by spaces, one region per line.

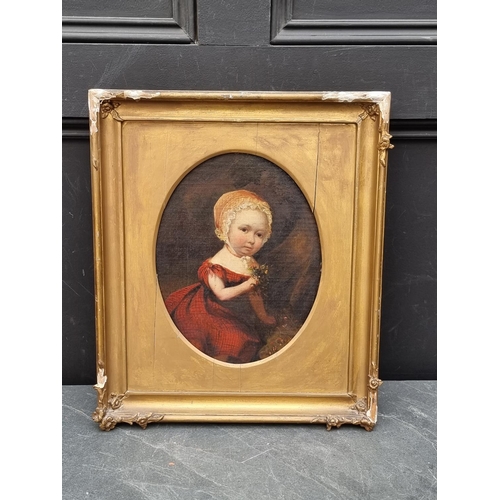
xmin=62 ymin=381 xmax=436 ymax=500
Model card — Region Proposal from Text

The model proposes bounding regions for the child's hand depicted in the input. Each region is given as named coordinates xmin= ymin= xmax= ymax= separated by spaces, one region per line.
xmin=246 ymin=276 xmax=259 ymax=291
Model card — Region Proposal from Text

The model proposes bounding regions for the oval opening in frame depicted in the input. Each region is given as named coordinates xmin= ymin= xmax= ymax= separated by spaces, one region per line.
xmin=156 ymin=153 xmax=321 ymax=364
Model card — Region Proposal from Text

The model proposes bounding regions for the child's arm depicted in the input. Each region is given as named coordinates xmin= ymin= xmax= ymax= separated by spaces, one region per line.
xmin=207 ymin=272 xmax=257 ymax=301
xmin=207 ymin=268 xmax=275 ymax=325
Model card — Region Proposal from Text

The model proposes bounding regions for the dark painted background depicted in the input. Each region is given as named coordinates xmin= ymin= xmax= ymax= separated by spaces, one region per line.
xmin=62 ymin=0 xmax=437 ymax=383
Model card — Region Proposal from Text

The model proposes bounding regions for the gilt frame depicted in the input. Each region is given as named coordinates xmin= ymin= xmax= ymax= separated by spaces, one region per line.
xmin=88 ymin=90 xmax=392 ymax=431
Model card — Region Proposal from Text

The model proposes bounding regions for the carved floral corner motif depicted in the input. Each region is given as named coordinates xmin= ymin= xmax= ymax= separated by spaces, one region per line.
xmin=359 ymin=103 xmax=380 ymax=121
xmin=379 ymin=130 xmax=393 ymax=152
xmin=349 ymin=397 xmax=368 ymax=413
xmin=100 ymin=100 xmax=123 ymax=121
xmin=368 ymin=361 xmax=384 ymax=392
xmin=368 ymin=375 xmax=384 ymax=391
xmin=358 ymin=102 xmax=394 ymax=168
xmin=312 ymin=414 xmax=375 ymax=432
xmin=317 ymin=364 xmax=383 ymax=431
xmin=378 ymin=129 xmax=394 ymax=168
xmin=98 ymin=412 xmax=165 ymax=432
xmin=91 ymin=361 xmax=164 ymax=431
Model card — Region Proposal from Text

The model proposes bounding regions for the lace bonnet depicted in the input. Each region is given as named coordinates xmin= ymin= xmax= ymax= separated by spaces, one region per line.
xmin=213 ymin=190 xmax=273 ymax=243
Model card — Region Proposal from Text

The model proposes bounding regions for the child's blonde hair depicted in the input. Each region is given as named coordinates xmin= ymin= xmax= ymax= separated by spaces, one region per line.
xmin=214 ymin=190 xmax=272 ymax=243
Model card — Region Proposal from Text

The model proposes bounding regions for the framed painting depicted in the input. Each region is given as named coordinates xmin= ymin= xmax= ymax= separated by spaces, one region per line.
xmin=88 ymin=90 xmax=392 ymax=431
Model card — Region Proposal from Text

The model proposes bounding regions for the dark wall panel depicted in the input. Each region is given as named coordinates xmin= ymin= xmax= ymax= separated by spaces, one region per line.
xmin=62 ymin=0 xmax=174 ymax=18
xmin=271 ymin=0 xmax=436 ymax=44
xmin=62 ymin=0 xmax=196 ymax=44
xmin=62 ymin=137 xmax=96 ymax=384
xmin=380 ymin=138 xmax=437 ymax=379
xmin=62 ymin=44 xmax=436 ymax=120
xmin=198 ymin=0 xmax=270 ymax=46
xmin=292 ymin=0 xmax=437 ymax=20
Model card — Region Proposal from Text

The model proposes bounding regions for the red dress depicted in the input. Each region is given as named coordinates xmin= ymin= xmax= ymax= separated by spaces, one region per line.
xmin=165 ymin=260 xmax=264 ymax=363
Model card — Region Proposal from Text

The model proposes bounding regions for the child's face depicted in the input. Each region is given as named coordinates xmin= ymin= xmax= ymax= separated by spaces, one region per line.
xmin=227 ymin=209 xmax=269 ymax=257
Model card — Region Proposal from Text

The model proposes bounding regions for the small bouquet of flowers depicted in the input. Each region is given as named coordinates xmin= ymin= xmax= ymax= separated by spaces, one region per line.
xmin=250 ymin=263 xmax=270 ymax=293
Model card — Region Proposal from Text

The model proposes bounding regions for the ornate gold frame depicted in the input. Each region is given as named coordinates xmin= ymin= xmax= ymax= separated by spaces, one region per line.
xmin=88 ymin=90 xmax=392 ymax=431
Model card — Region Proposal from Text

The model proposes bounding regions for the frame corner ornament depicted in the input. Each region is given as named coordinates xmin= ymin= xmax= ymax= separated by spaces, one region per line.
xmin=349 ymin=396 xmax=368 ymax=413
xmin=359 ymin=103 xmax=380 ymax=122
xmin=368 ymin=361 xmax=384 ymax=392
xmin=92 ymin=361 xmax=163 ymax=431
xmin=378 ymin=128 xmax=394 ymax=168
xmin=100 ymin=100 xmax=123 ymax=121
xmin=358 ymin=101 xmax=394 ymax=168
xmin=97 ymin=412 xmax=165 ymax=432
xmin=312 ymin=414 xmax=375 ymax=432
xmin=368 ymin=375 xmax=384 ymax=391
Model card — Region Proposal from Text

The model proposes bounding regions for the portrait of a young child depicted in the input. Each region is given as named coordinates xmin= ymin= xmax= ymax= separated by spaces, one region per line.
xmin=156 ymin=153 xmax=321 ymax=364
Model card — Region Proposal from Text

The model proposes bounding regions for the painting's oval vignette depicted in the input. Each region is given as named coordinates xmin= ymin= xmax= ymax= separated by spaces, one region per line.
xmin=156 ymin=153 xmax=322 ymax=364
